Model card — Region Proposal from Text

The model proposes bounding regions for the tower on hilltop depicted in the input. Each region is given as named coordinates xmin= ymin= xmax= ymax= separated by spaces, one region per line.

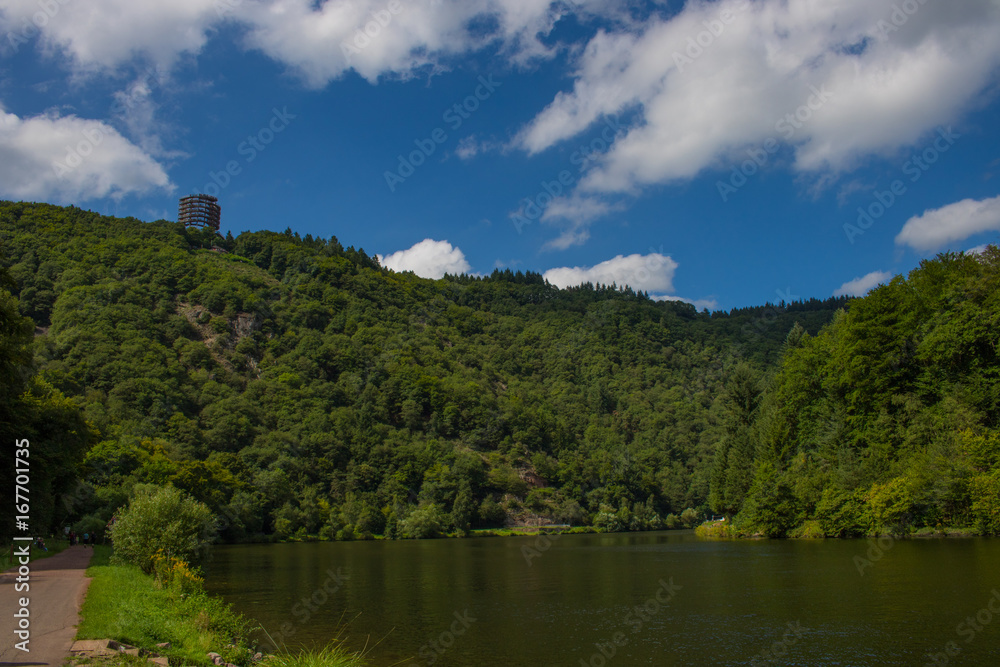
xmin=178 ymin=194 xmax=221 ymax=231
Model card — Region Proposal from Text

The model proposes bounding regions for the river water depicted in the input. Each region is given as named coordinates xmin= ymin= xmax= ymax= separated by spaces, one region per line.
xmin=203 ymin=531 xmax=1000 ymax=666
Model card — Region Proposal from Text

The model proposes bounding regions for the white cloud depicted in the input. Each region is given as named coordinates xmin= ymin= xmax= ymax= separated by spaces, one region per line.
xmin=378 ymin=238 xmax=472 ymax=279
xmin=543 ymin=253 xmax=678 ymax=294
xmin=0 ymin=1 xmax=617 ymax=84
xmin=455 ymin=135 xmax=501 ymax=161
xmin=967 ymin=244 xmax=990 ymax=255
xmin=455 ymin=136 xmax=482 ymax=161
xmin=518 ymin=0 xmax=1000 ymax=196
xmin=895 ymin=195 xmax=1000 ymax=251
xmin=0 ymin=106 xmax=172 ymax=202
xmin=834 ymin=270 xmax=893 ymax=297
xmin=535 ymin=195 xmax=625 ymax=250
xmin=0 ymin=0 xmax=221 ymax=70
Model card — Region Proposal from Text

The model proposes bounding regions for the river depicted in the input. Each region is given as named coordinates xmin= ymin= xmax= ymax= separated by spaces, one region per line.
xmin=203 ymin=531 xmax=1000 ymax=666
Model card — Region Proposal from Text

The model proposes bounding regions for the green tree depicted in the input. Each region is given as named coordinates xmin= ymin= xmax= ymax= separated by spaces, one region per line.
xmin=399 ymin=502 xmax=447 ymax=539
xmin=110 ymin=485 xmax=216 ymax=572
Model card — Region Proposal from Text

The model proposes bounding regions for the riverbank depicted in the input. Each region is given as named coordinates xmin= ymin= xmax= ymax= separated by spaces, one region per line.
xmin=695 ymin=520 xmax=981 ymax=539
xmin=76 ymin=546 xmax=368 ymax=667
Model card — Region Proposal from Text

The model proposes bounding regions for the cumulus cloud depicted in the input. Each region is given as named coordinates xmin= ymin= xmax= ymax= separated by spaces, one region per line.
xmin=0 ymin=0 xmax=222 ymax=70
xmin=519 ymin=0 xmax=1000 ymax=196
xmin=378 ymin=238 xmax=472 ymax=279
xmin=0 ymin=1 xmax=618 ymax=84
xmin=895 ymin=195 xmax=1000 ymax=251
xmin=0 ymin=106 xmax=173 ymax=202
xmin=543 ymin=252 xmax=678 ymax=294
xmin=834 ymin=271 xmax=893 ymax=297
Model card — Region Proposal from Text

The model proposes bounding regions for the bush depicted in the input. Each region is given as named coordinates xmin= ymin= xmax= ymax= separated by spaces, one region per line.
xmin=110 ymin=485 xmax=216 ymax=573
xmin=788 ymin=520 xmax=825 ymax=539
xmin=593 ymin=503 xmax=625 ymax=533
xmin=679 ymin=508 xmax=701 ymax=528
xmin=399 ymin=502 xmax=446 ymax=539
xmin=815 ymin=488 xmax=866 ymax=537
xmin=694 ymin=520 xmax=738 ymax=538
xmin=969 ymin=471 xmax=1000 ymax=536
xmin=152 ymin=551 xmax=205 ymax=599
xmin=864 ymin=477 xmax=915 ymax=536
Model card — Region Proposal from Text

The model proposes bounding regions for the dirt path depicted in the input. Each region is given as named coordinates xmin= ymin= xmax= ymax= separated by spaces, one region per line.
xmin=0 ymin=545 xmax=94 ymax=666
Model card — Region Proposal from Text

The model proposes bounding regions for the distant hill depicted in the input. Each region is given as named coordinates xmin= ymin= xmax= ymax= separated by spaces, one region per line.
xmin=1 ymin=200 xmax=868 ymax=540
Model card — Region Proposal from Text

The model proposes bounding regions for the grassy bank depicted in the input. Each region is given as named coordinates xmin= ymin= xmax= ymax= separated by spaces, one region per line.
xmin=78 ymin=545 xmax=251 ymax=666
xmin=78 ymin=545 xmax=367 ymax=667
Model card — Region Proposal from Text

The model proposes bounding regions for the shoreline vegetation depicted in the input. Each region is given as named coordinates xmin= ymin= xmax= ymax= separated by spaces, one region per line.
xmin=693 ymin=519 xmax=980 ymax=540
xmin=78 ymin=545 xmax=367 ymax=667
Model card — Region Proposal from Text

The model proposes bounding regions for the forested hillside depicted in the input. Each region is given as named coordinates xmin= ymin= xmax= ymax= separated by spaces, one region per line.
xmin=713 ymin=247 xmax=1000 ymax=537
xmin=0 ymin=200 xmax=871 ymax=541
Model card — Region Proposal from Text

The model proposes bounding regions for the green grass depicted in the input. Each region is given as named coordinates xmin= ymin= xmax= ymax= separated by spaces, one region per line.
xmin=260 ymin=645 xmax=367 ymax=667
xmin=788 ymin=520 xmax=826 ymax=539
xmin=694 ymin=521 xmax=740 ymax=539
xmin=69 ymin=652 xmax=152 ymax=667
xmin=1 ymin=539 xmax=71 ymax=570
xmin=78 ymin=546 xmax=252 ymax=667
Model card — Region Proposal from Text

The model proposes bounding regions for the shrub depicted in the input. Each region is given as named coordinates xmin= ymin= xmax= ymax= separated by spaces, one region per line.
xmin=152 ymin=550 xmax=205 ymax=599
xmin=593 ymin=503 xmax=624 ymax=532
xmin=695 ymin=520 xmax=738 ymax=539
xmin=679 ymin=508 xmax=701 ymax=528
xmin=815 ymin=488 xmax=866 ymax=537
xmin=788 ymin=520 xmax=825 ymax=539
xmin=864 ymin=477 xmax=915 ymax=535
xmin=969 ymin=471 xmax=1000 ymax=536
xmin=399 ymin=502 xmax=447 ymax=539
xmin=110 ymin=485 xmax=216 ymax=573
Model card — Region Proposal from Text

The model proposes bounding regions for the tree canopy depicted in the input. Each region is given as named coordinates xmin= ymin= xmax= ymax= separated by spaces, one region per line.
xmin=9 ymin=201 xmax=992 ymax=541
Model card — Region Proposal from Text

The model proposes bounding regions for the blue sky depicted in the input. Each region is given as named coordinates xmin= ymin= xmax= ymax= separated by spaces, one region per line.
xmin=2 ymin=0 xmax=1000 ymax=310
